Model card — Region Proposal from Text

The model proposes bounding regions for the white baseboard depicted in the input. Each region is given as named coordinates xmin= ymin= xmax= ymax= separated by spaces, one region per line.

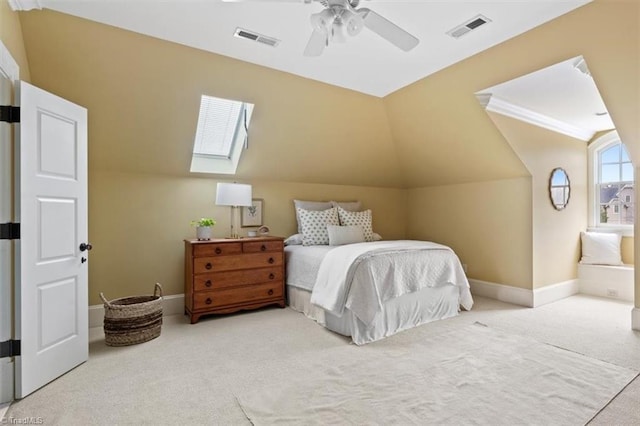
xmin=469 ymin=279 xmax=533 ymax=307
xmin=633 ymin=308 xmax=640 ymax=331
xmin=533 ymin=279 xmax=580 ymax=308
xmin=469 ymin=279 xmax=579 ymax=308
xmin=89 ymin=294 xmax=185 ymax=328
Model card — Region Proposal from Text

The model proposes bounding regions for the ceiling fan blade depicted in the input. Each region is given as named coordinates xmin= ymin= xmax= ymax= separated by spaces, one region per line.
xmin=304 ymin=29 xmax=327 ymax=57
xmin=359 ymin=8 xmax=419 ymax=52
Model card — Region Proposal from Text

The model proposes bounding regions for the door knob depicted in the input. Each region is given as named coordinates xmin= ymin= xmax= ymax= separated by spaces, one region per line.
xmin=79 ymin=243 xmax=93 ymax=252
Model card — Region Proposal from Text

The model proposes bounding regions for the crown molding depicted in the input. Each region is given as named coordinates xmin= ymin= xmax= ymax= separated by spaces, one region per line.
xmin=477 ymin=93 xmax=594 ymax=142
xmin=7 ymin=0 xmax=42 ymax=11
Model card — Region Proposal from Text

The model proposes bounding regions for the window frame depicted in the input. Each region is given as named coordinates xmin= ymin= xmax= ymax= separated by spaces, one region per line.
xmin=587 ymin=130 xmax=634 ymax=236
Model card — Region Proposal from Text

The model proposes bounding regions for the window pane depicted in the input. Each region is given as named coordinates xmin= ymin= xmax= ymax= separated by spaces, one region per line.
xmin=621 ymin=203 xmax=634 ymax=225
xmin=622 ymin=163 xmax=634 ymax=181
xmin=600 ymin=144 xmax=620 ymax=164
xmin=599 ymin=184 xmax=620 ymax=204
xmin=600 ymin=164 xmax=620 ymax=183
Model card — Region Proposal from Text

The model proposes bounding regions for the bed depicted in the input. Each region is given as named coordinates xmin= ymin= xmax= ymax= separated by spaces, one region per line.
xmin=285 ymin=239 xmax=474 ymax=345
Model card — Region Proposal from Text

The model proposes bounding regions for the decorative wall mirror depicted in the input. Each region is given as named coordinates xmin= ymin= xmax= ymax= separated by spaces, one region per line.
xmin=549 ymin=167 xmax=571 ymax=210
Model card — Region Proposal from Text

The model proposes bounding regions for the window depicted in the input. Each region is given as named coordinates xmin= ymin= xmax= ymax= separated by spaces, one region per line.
xmin=588 ymin=130 xmax=634 ymax=233
xmin=190 ymin=94 xmax=254 ymax=174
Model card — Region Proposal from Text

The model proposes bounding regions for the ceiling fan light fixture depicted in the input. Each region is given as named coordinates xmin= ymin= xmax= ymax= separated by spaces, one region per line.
xmin=331 ymin=19 xmax=347 ymax=43
xmin=310 ymin=9 xmax=335 ymax=32
xmin=342 ymin=9 xmax=364 ymax=36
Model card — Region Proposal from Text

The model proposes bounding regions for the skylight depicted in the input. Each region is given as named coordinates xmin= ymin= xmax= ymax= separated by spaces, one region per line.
xmin=190 ymin=94 xmax=254 ymax=174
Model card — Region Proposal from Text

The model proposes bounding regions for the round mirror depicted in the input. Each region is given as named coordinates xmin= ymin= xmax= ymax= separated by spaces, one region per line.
xmin=549 ymin=167 xmax=570 ymax=210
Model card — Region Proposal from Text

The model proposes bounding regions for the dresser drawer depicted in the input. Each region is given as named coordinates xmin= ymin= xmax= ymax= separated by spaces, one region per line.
xmin=243 ymin=240 xmax=283 ymax=253
xmin=193 ymin=282 xmax=284 ymax=310
xmin=194 ymin=252 xmax=283 ymax=273
xmin=193 ymin=242 xmax=242 ymax=257
xmin=194 ymin=267 xmax=283 ymax=291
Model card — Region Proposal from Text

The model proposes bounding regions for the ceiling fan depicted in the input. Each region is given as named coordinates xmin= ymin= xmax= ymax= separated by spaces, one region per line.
xmin=223 ymin=0 xmax=419 ymax=57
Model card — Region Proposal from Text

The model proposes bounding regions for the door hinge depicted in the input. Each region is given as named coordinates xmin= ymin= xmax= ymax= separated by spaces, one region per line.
xmin=0 ymin=340 xmax=20 ymax=358
xmin=0 ymin=105 xmax=20 ymax=123
xmin=0 ymin=222 xmax=20 ymax=240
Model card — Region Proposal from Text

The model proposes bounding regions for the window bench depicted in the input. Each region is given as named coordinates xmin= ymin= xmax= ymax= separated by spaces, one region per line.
xmin=578 ymin=263 xmax=634 ymax=302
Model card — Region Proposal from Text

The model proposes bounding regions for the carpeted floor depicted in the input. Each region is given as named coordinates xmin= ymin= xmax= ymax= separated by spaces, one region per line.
xmin=3 ymin=294 xmax=640 ymax=425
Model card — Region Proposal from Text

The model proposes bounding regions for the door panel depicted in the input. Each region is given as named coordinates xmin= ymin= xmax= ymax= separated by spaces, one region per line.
xmin=15 ymin=81 xmax=88 ymax=398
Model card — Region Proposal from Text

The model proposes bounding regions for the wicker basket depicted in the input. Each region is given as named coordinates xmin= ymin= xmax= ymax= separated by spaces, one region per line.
xmin=100 ymin=283 xmax=163 ymax=347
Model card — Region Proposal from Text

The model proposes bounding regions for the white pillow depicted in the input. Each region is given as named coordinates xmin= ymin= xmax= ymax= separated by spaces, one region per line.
xmin=372 ymin=232 xmax=382 ymax=241
xmin=580 ymin=232 xmax=623 ymax=265
xmin=327 ymin=225 xmax=366 ymax=246
xmin=284 ymin=234 xmax=303 ymax=246
xmin=297 ymin=207 xmax=339 ymax=246
xmin=294 ymin=200 xmax=333 ymax=233
xmin=331 ymin=200 xmax=362 ymax=212
xmin=337 ymin=207 xmax=374 ymax=242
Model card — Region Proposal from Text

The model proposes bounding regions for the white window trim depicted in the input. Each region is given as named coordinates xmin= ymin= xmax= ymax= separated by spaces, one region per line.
xmin=587 ymin=130 xmax=634 ymax=237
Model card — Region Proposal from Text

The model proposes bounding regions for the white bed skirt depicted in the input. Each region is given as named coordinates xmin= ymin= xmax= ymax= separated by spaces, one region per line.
xmin=287 ymin=285 xmax=461 ymax=345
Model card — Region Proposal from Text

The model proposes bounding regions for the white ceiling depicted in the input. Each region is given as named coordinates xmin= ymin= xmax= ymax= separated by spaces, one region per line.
xmin=23 ymin=0 xmax=591 ymax=97
xmin=479 ymin=55 xmax=615 ymax=141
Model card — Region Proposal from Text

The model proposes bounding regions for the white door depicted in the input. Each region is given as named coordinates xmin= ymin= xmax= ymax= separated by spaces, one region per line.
xmin=15 ymin=81 xmax=88 ymax=398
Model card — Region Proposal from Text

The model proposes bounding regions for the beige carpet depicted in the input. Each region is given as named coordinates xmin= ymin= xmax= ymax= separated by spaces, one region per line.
xmin=4 ymin=295 xmax=639 ymax=425
xmin=236 ymin=322 xmax=636 ymax=426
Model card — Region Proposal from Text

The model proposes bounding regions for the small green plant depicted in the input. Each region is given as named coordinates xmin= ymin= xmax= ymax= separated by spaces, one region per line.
xmin=191 ymin=218 xmax=216 ymax=227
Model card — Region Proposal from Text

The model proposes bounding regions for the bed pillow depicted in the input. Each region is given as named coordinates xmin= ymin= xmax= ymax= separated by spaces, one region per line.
xmin=297 ymin=207 xmax=339 ymax=246
xmin=580 ymin=232 xmax=623 ymax=265
xmin=294 ymin=200 xmax=333 ymax=233
xmin=284 ymin=234 xmax=303 ymax=246
xmin=337 ymin=207 xmax=374 ymax=242
xmin=331 ymin=200 xmax=362 ymax=212
xmin=327 ymin=225 xmax=366 ymax=246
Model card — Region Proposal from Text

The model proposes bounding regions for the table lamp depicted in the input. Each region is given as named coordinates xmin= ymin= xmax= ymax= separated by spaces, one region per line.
xmin=215 ymin=182 xmax=252 ymax=239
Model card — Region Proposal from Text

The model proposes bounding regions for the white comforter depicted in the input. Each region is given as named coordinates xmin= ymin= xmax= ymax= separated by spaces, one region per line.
xmin=309 ymin=240 xmax=473 ymax=326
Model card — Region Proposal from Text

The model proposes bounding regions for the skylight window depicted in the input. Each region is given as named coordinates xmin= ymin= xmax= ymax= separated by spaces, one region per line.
xmin=190 ymin=94 xmax=254 ymax=174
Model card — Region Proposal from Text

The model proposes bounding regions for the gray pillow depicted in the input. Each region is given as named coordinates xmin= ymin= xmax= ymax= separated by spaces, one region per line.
xmin=327 ymin=225 xmax=366 ymax=246
xmin=331 ymin=200 xmax=362 ymax=212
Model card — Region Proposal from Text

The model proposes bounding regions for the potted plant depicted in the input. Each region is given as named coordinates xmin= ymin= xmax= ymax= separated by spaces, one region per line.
xmin=191 ymin=218 xmax=216 ymax=241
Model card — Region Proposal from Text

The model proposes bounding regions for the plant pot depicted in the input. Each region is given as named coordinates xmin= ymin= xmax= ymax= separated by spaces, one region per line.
xmin=196 ymin=226 xmax=212 ymax=241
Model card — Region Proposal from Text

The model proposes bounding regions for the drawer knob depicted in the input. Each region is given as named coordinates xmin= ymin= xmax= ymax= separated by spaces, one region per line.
xmin=215 ymin=247 xmax=222 ymax=255
xmin=205 ymin=280 xmax=212 ymax=287
xmin=205 ymin=262 xmax=212 ymax=270
xmin=269 ymin=273 xmax=275 ymax=280
xmin=261 ymin=245 xmax=267 ymax=251
xmin=268 ymin=289 xmax=274 ymax=296
xmin=205 ymin=297 xmax=212 ymax=305
xmin=268 ymin=257 xmax=274 ymax=264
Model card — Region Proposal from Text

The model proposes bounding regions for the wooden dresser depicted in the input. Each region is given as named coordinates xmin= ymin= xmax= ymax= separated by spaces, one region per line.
xmin=184 ymin=237 xmax=285 ymax=324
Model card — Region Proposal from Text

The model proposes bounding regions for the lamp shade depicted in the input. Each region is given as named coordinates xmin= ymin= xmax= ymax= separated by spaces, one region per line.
xmin=215 ymin=183 xmax=252 ymax=207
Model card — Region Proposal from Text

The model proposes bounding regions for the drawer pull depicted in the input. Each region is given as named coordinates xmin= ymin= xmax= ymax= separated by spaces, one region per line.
xmin=269 ymin=273 xmax=275 ymax=280
xmin=268 ymin=257 xmax=274 ymax=264
xmin=261 ymin=245 xmax=267 ymax=251
xmin=215 ymin=247 xmax=222 ymax=255
xmin=205 ymin=262 xmax=212 ymax=270
xmin=205 ymin=297 xmax=212 ymax=305
xmin=205 ymin=280 xmax=212 ymax=287
xmin=268 ymin=289 xmax=274 ymax=296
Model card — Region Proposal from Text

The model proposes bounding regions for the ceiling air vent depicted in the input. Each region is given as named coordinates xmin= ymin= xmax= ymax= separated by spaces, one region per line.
xmin=234 ymin=28 xmax=280 ymax=47
xmin=446 ymin=14 xmax=491 ymax=39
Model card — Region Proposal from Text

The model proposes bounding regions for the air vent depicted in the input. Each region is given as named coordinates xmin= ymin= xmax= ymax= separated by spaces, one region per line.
xmin=234 ymin=28 xmax=280 ymax=47
xmin=447 ymin=14 xmax=491 ymax=39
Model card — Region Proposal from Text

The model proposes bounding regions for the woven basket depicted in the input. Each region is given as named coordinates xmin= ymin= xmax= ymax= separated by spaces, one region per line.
xmin=100 ymin=283 xmax=163 ymax=347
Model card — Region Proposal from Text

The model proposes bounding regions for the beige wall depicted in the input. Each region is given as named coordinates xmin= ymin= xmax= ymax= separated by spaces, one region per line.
xmin=90 ymin=170 xmax=406 ymax=304
xmin=0 ymin=2 xmax=30 ymax=82
xmin=488 ymin=113 xmax=587 ymax=288
xmin=407 ymin=178 xmax=533 ymax=289
xmin=12 ymin=1 xmax=640 ymax=309
xmin=387 ymin=1 xmax=638 ymax=299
